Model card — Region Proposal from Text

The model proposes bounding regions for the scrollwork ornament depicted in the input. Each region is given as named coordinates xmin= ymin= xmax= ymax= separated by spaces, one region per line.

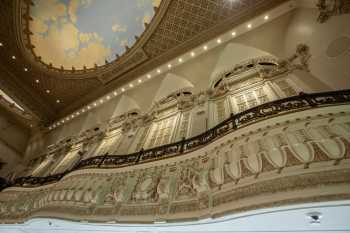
xmin=260 ymin=43 xmax=312 ymax=79
xmin=317 ymin=0 xmax=350 ymax=23
xmin=209 ymin=81 xmax=229 ymax=98
xmin=131 ymin=171 xmax=161 ymax=203
xmin=176 ymin=93 xmax=194 ymax=110
xmin=104 ymin=176 xmax=126 ymax=204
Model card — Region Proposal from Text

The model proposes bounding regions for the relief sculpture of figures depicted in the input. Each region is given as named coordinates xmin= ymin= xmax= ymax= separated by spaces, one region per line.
xmin=288 ymin=44 xmax=312 ymax=72
xmin=257 ymin=43 xmax=311 ymax=79
xmin=176 ymin=166 xmax=198 ymax=199
xmin=0 ymin=0 xmax=350 ymax=227
xmin=266 ymin=43 xmax=312 ymax=78
xmin=104 ymin=176 xmax=126 ymax=204
xmin=131 ymin=172 xmax=160 ymax=202
xmin=157 ymin=174 xmax=171 ymax=201
xmin=317 ymin=0 xmax=350 ymax=23
xmin=176 ymin=162 xmax=209 ymax=199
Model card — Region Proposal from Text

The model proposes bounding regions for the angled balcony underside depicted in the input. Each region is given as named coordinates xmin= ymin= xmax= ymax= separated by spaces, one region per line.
xmin=1 ymin=90 xmax=350 ymax=223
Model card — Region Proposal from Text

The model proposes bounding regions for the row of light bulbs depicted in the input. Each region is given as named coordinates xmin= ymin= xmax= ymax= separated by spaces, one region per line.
xmin=48 ymin=14 xmax=271 ymax=130
xmin=0 ymin=14 xmax=271 ymax=131
xmin=0 ymin=42 xmax=62 ymax=105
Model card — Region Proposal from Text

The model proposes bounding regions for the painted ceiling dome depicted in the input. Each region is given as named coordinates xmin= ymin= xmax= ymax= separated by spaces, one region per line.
xmin=29 ymin=0 xmax=161 ymax=70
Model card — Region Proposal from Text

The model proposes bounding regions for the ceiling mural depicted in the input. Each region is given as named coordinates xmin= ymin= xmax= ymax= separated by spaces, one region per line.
xmin=29 ymin=0 xmax=161 ymax=69
xmin=0 ymin=0 xmax=285 ymax=123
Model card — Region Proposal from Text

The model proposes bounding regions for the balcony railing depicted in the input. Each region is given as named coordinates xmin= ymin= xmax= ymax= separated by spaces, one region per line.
xmin=8 ymin=89 xmax=350 ymax=189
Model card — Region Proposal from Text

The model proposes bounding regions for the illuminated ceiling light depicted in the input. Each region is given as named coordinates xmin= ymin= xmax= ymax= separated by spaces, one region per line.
xmin=62 ymin=120 xmax=65 ymax=123
xmin=35 ymin=79 xmax=39 ymax=83
xmin=11 ymin=55 xmax=16 ymax=60
xmin=82 ymin=109 xmax=85 ymax=113
xmin=99 ymin=99 xmax=103 ymax=103
xmin=0 ymin=42 xmax=3 ymax=46
xmin=24 ymin=67 xmax=28 ymax=72
xmin=56 ymin=99 xmax=60 ymax=103
xmin=51 ymin=12 xmax=275 ymax=125
xmin=46 ymin=90 xmax=50 ymax=94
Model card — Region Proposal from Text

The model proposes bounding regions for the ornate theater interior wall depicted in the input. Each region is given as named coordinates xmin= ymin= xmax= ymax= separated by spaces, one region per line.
xmin=0 ymin=109 xmax=29 ymax=177
xmin=284 ymin=7 xmax=350 ymax=90
xmin=24 ymin=5 xmax=350 ymax=162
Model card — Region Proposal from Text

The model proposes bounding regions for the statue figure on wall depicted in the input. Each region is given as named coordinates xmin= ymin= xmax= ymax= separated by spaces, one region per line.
xmin=286 ymin=43 xmax=312 ymax=72
xmin=176 ymin=92 xmax=194 ymax=110
xmin=317 ymin=0 xmax=350 ymax=23
xmin=209 ymin=81 xmax=229 ymax=98
xmin=260 ymin=43 xmax=312 ymax=79
xmin=196 ymin=91 xmax=208 ymax=106
xmin=176 ymin=162 xmax=209 ymax=199
xmin=104 ymin=176 xmax=126 ymax=204
xmin=156 ymin=175 xmax=171 ymax=201
xmin=176 ymin=166 xmax=197 ymax=199
xmin=121 ymin=114 xmax=140 ymax=137
xmin=142 ymin=111 xmax=157 ymax=124
xmin=131 ymin=172 xmax=160 ymax=202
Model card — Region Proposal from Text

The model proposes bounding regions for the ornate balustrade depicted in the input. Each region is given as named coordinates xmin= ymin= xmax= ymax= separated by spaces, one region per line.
xmin=1 ymin=90 xmax=350 ymax=223
xmin=9 ymin=89 xmax=350 ymax=189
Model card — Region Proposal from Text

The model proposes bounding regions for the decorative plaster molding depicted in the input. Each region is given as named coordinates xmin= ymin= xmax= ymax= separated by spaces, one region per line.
xmin=1 ymin=104 xmax=350 ymax=223
xmin=317 ymin=0 xmax=350 ymax=23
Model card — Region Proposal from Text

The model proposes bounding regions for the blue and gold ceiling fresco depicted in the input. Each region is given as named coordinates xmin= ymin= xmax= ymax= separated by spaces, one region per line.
xmin=30 ymin=0 xmax=161 ymax=69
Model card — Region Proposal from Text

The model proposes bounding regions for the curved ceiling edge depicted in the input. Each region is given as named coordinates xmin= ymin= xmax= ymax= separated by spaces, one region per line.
xmin=15 ymin=0 xmax=171 ymax=81
xmin=59 ymin=0 xmax=289 ymax=116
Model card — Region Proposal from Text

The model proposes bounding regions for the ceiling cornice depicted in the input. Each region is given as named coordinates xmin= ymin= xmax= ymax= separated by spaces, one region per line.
xmin=17 ymin=0 xmax=172 ymax=80
xmin=0 ymin=0 xmax=290 ymax=124
xmin=60 ymin=0 xmax=289 ymax=116
xmin=0 ymin=62 xmax=54 ymax=124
